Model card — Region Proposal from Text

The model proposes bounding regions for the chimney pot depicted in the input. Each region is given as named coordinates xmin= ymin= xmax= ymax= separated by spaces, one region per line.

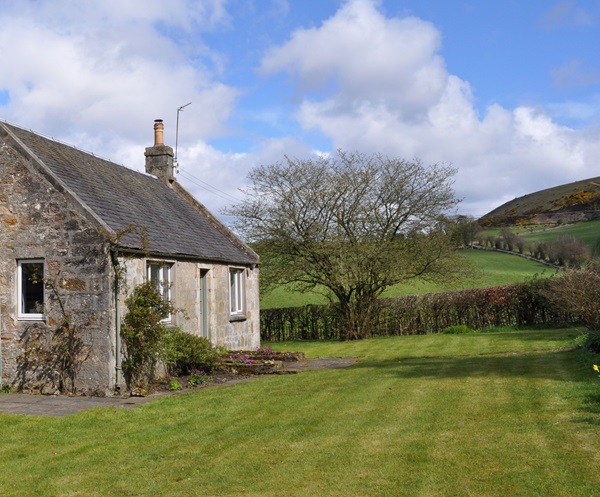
xmin=154 ymin=119 xmax=164 ymax=146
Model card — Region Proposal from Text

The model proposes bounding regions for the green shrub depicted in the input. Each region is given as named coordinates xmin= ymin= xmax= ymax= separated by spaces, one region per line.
xmin=168 ymin=380 xmax=183 ymax=391
xmin=442 ymin=325 xmax=474 ymax=334
xmin=575 ymin=330 xmax=600 ymax=353
xmin=121 ymin=282 xmax=178 ymax=389
xmin=164 ymin=329 xmax=222 ymax=375
xmin=187 ymin=369 xmax=209 ymax=386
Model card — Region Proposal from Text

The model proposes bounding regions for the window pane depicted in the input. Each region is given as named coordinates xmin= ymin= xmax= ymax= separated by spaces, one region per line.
xmin=230 ymin=271 xmax=236 ymax=313
xmin=236 ymin=272 xmax=242 ymax=310
xmin=21 ymin=262 xmax=44 ymax=314
xmin=161 ymin=266 xmax=170 ymax=304
xmin=149 ymin=264 xmax=160 ymax=290
xmin=147 ymin=262 xmax=172 ymax=321
xmin=230 ymin=269 xmax=244 ymax=314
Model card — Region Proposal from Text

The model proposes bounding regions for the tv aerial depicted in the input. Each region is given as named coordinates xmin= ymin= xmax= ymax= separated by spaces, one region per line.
xmin=175 ymin=102 xmax=192 ymax=173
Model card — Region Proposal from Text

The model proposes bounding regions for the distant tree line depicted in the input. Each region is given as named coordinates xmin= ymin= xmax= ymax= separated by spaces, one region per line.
xmin=448 ymin=215 xmax=592 ymax=268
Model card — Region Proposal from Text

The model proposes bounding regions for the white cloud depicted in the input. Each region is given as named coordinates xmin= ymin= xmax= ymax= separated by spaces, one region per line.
xmin=0 ymin=1 xmax=235 ymax=153
xmin=2 ymin=0 xmax=600 ymax=221
xmin=548 ymin=95 xmax=600 ymax=122
xmin=551 ymin=59 xmax=600 ymax=89
xmin=260 ymin=0 xmax=447 ymax=120
xmin=539 ymin=0 xmax=595 ymax=29
xmin=175 ymin=135 xmax=317 ymax=215
xmin=259 ymin=0 xmax=600 ymax=217
xmin=0 ymin=0 xmax=230 ymax=33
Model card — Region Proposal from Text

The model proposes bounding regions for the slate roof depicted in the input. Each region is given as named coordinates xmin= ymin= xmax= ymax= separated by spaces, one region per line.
xmin=1 ymin=121 xmax=258 ymax=265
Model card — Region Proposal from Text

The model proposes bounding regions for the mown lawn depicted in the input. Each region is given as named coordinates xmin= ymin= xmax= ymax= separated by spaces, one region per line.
xmin=0 ymin=327 xmax=598 ymax=496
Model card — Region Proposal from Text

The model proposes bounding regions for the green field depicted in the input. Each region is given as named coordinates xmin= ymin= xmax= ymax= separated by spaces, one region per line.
xmin=517 ymin=218 xmax=600 ymax=249
xmin=1 ymin=328 xmax=598 ymax=496
xmin=482 ymin=218 xmax=600 ymax=250
xmin=262 ymin=249 xmax=554 ymax=309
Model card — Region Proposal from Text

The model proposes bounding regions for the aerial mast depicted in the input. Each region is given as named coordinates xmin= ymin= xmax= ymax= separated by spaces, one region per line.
xmin=175 ymin=102 xmax=192 ymax=172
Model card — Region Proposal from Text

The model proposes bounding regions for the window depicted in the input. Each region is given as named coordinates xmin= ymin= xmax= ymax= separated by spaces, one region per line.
xmin=229 ymin=268 xmax=245 ymax=316
xmin=198 ymin=269 xmax=209 ymax=338
xmin=147 ymin=262 xmax=172 ymax=321
xmin=18 ymin=260 xmax=45 ymax=320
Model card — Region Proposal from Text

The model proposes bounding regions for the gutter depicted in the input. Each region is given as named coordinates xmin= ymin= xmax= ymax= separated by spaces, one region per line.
xmin=116 ymin=247 xmax=258 ymax=267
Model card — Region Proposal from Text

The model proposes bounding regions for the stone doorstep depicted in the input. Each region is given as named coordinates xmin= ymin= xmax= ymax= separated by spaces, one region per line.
xmin=223 ymin=359 xmax=285 ymax=375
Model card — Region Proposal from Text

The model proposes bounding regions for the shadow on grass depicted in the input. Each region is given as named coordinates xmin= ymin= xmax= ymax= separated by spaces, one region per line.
xmin=582 ymin=393 xmax=600 ymax=412
xmin=572 ymin=393 xmax=600 ymax=427
xmin=470 ymin=328 xmax=584 ymax=342
xmin=351 ymin=349 xmax=586 ymax=382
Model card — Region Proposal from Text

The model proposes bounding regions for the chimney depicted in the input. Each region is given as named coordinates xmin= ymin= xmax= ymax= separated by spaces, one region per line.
xmin=145 ymin=119 xmax=175 ymax=184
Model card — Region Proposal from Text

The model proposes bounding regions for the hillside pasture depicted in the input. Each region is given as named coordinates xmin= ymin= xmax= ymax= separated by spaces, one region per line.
xmin=480 ymin=174 xmax=600 ymax=223
xmin=515 ymin=218 xmax=600 ymax=250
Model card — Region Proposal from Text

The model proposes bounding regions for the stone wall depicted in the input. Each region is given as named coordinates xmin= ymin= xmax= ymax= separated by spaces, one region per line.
xmin=210 ymin=264 xmax=260 ymax=351
xmin=0 ymin=137 xmax=116 ymax=395
xmin=119 ymin=257 xmax=260 ymax=352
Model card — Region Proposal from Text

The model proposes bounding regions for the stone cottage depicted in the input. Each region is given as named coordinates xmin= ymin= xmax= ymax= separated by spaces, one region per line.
xmin=0 ymin=119 xmax=260 ymax=395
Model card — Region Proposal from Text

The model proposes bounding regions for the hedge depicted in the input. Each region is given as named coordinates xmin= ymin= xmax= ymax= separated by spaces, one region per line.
xmin=260 ymin=282 xmax=573 ymax=341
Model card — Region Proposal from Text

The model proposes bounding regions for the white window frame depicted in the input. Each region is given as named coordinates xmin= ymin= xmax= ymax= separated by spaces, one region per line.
xmin=147 ymin=261 xmax=173 ymax=322
xmin=17 ymin=259 xmax=45 ymax=320
xmin=229 ymin=267 xmax=245 ymax=317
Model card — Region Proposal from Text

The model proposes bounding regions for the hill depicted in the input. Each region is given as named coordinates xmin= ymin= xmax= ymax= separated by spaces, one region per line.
xmin=480 ymin=175 xmax=600 ymax=227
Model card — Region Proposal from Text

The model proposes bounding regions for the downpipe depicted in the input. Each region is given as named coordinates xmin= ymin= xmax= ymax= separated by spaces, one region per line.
xmin=0 ymin=299 xmax=3 ymax=390
xmin=110 ymin=248 xmax=122 ymax=393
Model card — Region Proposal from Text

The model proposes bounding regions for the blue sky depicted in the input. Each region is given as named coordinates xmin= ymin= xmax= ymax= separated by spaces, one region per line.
xmin=1 ymin=0 xmax=599 ymax=219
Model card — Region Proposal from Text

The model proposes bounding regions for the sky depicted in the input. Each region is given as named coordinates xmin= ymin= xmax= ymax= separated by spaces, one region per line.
xmin=1 ymin=0 xmax=600 ymax=220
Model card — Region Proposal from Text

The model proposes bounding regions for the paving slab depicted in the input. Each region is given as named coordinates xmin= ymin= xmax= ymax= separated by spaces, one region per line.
xmin=0 ymin=392 xmax=150 ymax=417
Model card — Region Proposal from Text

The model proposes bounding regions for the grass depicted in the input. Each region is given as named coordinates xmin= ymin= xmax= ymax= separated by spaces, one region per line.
xmin=517 ymin=218 xmax=600 ymax=250
xmin=268 ymin=326 xmax=583 ymax=360
xmin=0 ymin=327 xmax=599 ymax=496
xmin=481 ymin=218 xmax=600 ymax=251
xmin=262 ymin=249 xmax=553 ymax=308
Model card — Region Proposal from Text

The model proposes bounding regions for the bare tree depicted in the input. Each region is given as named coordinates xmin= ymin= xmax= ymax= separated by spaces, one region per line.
xmin=225 ymin=150 xmax=467 ymax=340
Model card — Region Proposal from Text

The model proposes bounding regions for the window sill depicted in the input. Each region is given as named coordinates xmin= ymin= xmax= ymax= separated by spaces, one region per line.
xmin=229 ymin=314 xmax=247 ymax=322
xmin=17 ymin=315 xmax=46 ymax=322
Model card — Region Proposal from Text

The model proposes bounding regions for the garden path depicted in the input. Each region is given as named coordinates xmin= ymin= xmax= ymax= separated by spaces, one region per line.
xmin=0 ymin=357 xmax=358 ymax=417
